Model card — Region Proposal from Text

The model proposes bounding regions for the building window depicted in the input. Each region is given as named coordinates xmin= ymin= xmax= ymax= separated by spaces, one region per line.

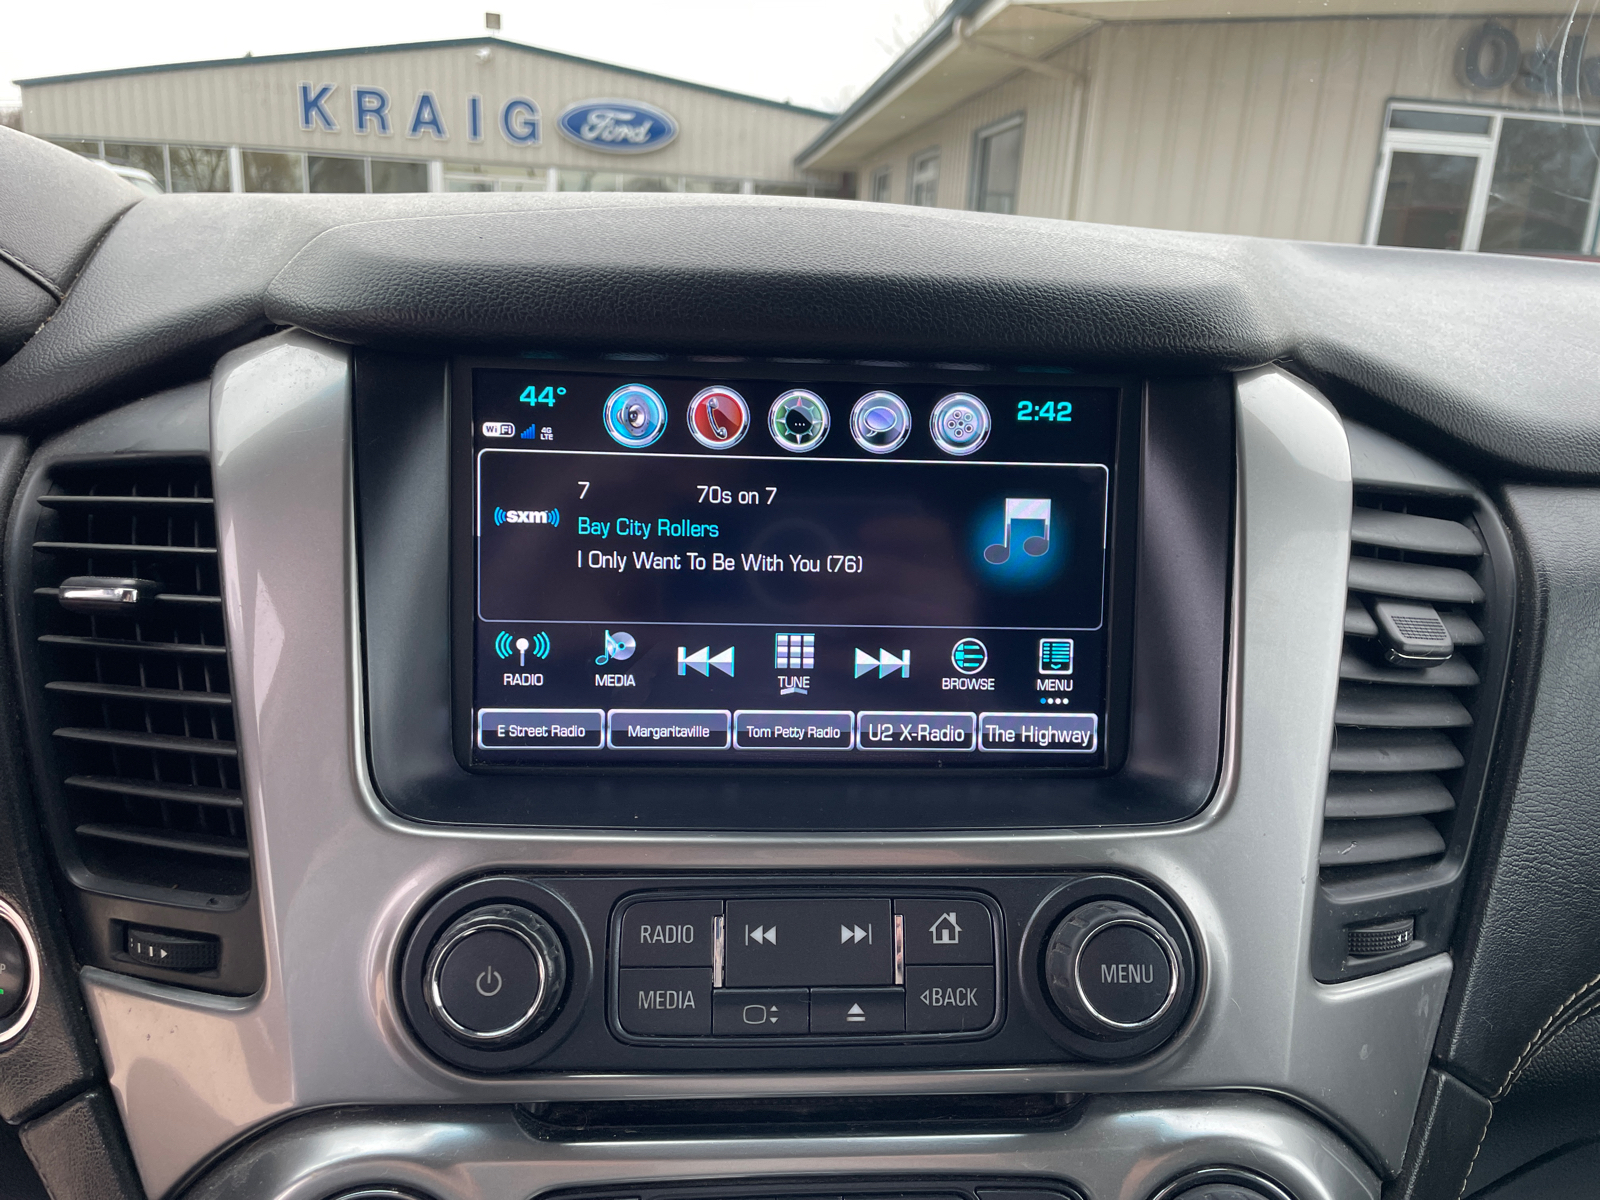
xmin=908 ymin=150 xmax=939 ymax=207
xmin=870 ymin=167 xmax=892 ymax=203
xmin=971 ymin=117 xmax=1023 ymax=214
xmin=308 ymin=154 xmax=366 ymax=194
xmin=242 ymin=150 xmax=304 ymax=193
xmin=1370 ymin=102 xmax=1600 ymax=255
xmin=168 ymin=144 xmax=231 ymax=193
xmin=371 ymin=159 xmax=429 ymax=193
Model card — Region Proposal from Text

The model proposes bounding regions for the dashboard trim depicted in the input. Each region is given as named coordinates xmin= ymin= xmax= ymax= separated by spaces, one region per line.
xmin=176 ymin=1094 xmax=1379 ymax=1200
xmin=74 ymin=333 xmax=1447 ymax=1199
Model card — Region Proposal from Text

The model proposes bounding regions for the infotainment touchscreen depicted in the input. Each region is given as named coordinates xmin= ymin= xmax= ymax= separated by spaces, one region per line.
xmin=465 ymin=364 xmax=1124 ymax=768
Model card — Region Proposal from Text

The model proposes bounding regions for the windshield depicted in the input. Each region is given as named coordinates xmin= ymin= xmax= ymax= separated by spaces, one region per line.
xmin=5 ymin=0 xmax=1599 ymax=259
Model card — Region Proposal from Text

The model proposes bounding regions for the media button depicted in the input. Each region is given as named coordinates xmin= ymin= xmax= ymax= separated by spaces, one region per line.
xmin=895 ymin=899 xmax=994 ymax=965
xmin=810 ymin=987 xmax=906 ymax=1034
xmin=724 ymin=898 xmax=892 ymax=987
xmin=734 ymin=710 xmax=853 ymax=750
xmin=617 ymin=968 xmax=712 ymax=1036
xmin=608 ymin=710 xmax=731 ymax=750
xmin=857 ymin=712 xmax=976 ymax=751
xmin=478 ymin=709 xmax=603 ymax=750
xmin=712 ymin=988 xmax=809 ymax=1035
xmin=617 ymin=899 xmax=721 ymax=968
xmin=978 ymin=712 xmax=1097 ymax=752
xmin=905 ymin=965 xmax=996 ymax=1033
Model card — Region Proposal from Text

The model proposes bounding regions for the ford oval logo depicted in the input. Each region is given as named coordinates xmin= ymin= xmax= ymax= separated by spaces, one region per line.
xmin=557 ymin=99 xmax=678 ymax=154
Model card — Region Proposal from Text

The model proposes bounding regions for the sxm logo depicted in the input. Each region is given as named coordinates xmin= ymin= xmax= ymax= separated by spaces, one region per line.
xmin=297 ymin=83 xmax=543 ymax=146
xmin=557 ymin=99 xmax=679 ymax=154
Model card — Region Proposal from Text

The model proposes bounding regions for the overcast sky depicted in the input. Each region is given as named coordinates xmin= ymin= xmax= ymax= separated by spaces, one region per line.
xmin=2 ymin=0 xmax=945 ymax=109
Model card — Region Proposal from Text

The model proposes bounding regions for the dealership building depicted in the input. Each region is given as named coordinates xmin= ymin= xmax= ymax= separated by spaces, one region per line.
xmin=16 ymin=37 xmax=843 ymax=197
xmin=803 ymin=0 xmax=1600 ymax=256
xmin=20 ymin=1 xmax=1600 ymax=255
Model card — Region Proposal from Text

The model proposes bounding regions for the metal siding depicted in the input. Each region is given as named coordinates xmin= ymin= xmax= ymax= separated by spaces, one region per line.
xmin=22 ymin=45 xmax=830 ymax=181
xmin=849 ymin=14 xmax=1600 ymax=241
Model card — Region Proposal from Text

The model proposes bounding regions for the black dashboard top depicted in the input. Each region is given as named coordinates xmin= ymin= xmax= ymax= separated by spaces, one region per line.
xmin=2 ymin=128 xmax=1600 ymax=481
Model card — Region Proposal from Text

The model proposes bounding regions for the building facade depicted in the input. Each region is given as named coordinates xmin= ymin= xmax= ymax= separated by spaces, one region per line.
xmin=800 ymin=0 xmax=1600 ymax=256
xmin=19 ymin=38 xmax=844 ymax=197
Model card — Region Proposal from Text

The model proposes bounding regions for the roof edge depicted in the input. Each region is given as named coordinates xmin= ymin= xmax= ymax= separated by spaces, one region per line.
xmin=795 ymin=0 xmax=987 ymax=166
xmin=15 ymin=36 xmax=837 ymax=119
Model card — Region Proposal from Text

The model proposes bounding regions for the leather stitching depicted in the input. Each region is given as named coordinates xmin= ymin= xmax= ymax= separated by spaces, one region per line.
xmin=1451 ymin=978 xmax=1600 ymax=1200
xmin=0 ymin=246 xmax=65 ymax=301
xmin=1495 ymin=970 xmax=1600 ymax=1099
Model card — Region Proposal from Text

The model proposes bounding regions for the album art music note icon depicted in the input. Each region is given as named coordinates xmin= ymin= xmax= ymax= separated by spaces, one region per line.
xmin=984 ymin=498 xmax=1052 ymax=564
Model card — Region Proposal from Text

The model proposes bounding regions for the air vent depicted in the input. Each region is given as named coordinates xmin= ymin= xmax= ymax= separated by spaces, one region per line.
xmin=29 ymin=458 xmax=248 ymax=897
xmin=1312 ymin=423 xmax=1511 ymax=981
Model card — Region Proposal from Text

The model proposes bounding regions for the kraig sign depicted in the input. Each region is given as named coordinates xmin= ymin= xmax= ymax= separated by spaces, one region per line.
xmin=296 ymin=84 xmax=678 ymax=152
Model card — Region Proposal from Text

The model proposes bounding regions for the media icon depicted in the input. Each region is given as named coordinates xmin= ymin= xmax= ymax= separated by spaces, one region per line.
xmin=984 ymin=498 xmax=1050 ymax=564
xmin=854 ymin=648 xmax=910 ymax=679
xmin=774 ymin=633 xmax=815 ymax=670
xmin=603 ymin=384 xmax=668 ymax=448
xmin=1039 ymin=638 xmax=1074 ymax=674
xmin=950 ymin=638 xmax=988 ymax=674
xmin=679 ymin=645 xmax=735 ymax=677
xmin=687 ymin=386 xmax=750 ymax=449
xmin=769 ymin=390 xmax=830 ymax=452
xmin=849 ymin=391 xmax=911 ymax=454
xmin=595 ymin=630 xmax=637 ymax=666
xmin=930 ymin=393 xmax=992 ymax=456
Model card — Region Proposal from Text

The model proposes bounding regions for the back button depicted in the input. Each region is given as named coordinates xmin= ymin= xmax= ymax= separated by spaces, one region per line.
xmin=810 ymin=987 xmax=905 ymax=1034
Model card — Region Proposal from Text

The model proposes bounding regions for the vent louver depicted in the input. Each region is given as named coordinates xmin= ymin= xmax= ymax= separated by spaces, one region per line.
xmin=1311 ymin=422 xmax=1511 ymax=982
xmin=30 ymin=459 xmax=248 ymax=897
xmin=1321 ymin=500 xmax=1484 ymax=880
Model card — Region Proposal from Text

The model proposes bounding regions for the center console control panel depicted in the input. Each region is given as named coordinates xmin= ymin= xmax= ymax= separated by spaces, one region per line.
xmin=399 ymin=873 xmax=1198 ymax=1074
xmin=613 ymin=893 xmax=1001 ymax=1041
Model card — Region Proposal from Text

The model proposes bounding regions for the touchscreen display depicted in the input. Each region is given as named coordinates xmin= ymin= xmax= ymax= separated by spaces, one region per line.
xmin=468 ymin=366 xmax=1119 ymax=767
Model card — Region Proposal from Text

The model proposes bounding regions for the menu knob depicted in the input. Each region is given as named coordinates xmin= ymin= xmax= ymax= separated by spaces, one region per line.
xmin=1044 ymin=899 xmax=1181 ymax=1035
xmin=424 ymin=904 xmax=567 ymax=1046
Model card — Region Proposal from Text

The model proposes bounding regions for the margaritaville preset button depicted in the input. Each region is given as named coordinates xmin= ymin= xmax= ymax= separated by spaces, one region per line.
xmin=608 ymin=710 xmax=731 ymax=750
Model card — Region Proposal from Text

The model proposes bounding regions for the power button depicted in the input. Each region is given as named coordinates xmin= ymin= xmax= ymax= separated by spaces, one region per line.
xmin=425 ymin=904 xmax=567 ymax=1045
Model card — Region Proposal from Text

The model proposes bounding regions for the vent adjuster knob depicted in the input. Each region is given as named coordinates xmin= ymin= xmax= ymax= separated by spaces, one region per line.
xmin=1370 ymin=599 xmax=1454 ymax=667
xmin=57 ymin=575 xmax=162 ymax=614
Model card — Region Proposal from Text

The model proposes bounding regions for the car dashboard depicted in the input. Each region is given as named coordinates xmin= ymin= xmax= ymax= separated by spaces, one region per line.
xmin=0 ymin=128 xmax=1598 ymax=1200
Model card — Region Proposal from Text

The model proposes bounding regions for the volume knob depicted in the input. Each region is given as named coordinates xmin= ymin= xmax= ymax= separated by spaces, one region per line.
xmin=424 ymin=904 xmax=566 ymax=1045
xmin=1044 ymin=899 xmax=1181 ymax=1035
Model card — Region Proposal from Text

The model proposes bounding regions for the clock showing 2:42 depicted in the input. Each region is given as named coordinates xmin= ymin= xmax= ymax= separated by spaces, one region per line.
xmin=1015 ymin=399 xmax=1073 ymax=422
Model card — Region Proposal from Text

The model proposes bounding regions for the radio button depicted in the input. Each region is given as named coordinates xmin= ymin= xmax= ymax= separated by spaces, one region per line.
xmin=905 ymin=965 xmax=996 ymax=1033
xmin=617 ymin=900 xmax=721 ymax=968
xmin=724 ymin=898 xmax=892 ymax=987
xmin=810 ymin=987 xmax=906 ymax=1034
xmin=617 ymin=968 xmax=713 ymax=1036
xmin=712 ymin=988 xmax=809 ymax=1035
xmin=895 ymin=899 xmax=994 ymax=965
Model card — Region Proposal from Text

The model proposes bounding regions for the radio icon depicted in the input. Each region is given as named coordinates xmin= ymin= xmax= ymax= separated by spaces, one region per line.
xmin=496 ymin=630 xmax=550 ymax=667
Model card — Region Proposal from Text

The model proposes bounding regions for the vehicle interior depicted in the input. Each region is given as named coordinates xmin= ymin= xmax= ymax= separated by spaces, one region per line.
xmin=2 ymin=93 xmax=1600 ymax=1200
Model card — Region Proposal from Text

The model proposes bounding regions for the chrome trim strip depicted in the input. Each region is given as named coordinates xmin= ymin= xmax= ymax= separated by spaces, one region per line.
xmin=178 ymin=1093 xmax=1378 ymax=1200
xmin=76 ymin=338 xmax=1448 ymax=1198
